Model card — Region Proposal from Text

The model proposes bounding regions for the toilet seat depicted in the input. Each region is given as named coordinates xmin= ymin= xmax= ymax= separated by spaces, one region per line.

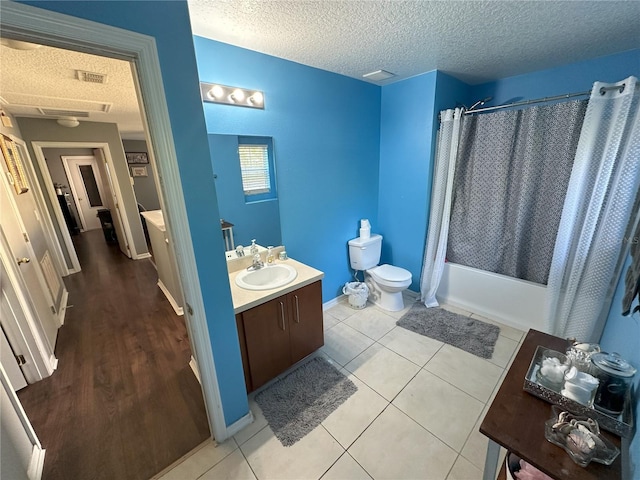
xmin=368 ymin=264 xmax=411 ymax=286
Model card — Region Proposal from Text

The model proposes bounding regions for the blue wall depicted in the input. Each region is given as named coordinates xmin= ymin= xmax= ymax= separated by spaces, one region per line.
xmin=471 ymin=49 xmax=640 ymax=106
xmin=208 ymin=134 xmax=282 ymax=248
xmin=193 ymin=37 xmax=381 ymax=300
xmin=20 ymin=0 xmax=249 ymax=426
xmin=600 ymin=255 xmax=639 ymax=480
xmin=470 ymin=49 xmax=640 ymax=480
xmin=378 ymin=71 xmax=471 ymax=290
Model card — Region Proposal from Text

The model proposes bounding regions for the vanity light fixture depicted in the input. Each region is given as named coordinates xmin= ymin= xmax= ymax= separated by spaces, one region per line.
xmin=200 ymin=82 xmax=264 ymax=109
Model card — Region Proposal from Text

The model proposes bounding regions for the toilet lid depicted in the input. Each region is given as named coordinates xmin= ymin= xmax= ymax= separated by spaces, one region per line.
xmin=371 ymin=264 xmax=411 ymax=282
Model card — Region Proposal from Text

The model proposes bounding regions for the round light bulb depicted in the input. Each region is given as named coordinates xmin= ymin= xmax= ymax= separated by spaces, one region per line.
xmin=231 ymin=89 xmax=245 ymax=102
xmin=208 ymin=85 xmax=224 ymax=100
xmin=250 ymin=92 xmax=264 ymax=105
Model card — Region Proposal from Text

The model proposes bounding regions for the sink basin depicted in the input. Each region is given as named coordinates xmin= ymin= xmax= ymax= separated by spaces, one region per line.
xmin=235 ymin=263 xmax=298 ymax=290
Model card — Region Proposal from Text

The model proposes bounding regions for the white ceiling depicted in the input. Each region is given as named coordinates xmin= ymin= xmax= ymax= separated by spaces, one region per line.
xmin=189 ymin=0 xmax=640 ymax=85
xmin=1 ymin=1 xmax=638 ymax=139
xmin=0 ymin=42 xmax=144 ymax=138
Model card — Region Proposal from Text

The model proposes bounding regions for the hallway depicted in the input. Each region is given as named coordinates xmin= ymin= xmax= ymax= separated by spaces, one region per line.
xmin=17 ymin=230 xmax=210 ymax=480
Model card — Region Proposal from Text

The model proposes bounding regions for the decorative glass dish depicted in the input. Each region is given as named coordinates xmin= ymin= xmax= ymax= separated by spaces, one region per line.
xmin=524 ymin=345 xmax=634 ymax=438
xmin=544 ymin=406 xmax=620 ymax=467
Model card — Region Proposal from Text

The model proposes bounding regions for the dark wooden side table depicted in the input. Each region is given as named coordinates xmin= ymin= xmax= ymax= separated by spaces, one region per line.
xmin=480 ymin=329 xmax=622 ymax=480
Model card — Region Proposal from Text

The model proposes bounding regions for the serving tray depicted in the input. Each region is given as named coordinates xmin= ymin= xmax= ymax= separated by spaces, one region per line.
xmin=524 ymin=346 xmax=633 ymax=438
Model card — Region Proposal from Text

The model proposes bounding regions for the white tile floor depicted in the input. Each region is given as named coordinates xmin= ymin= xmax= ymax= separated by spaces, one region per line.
xmin=154 ymin=296 xmax=525 ymax=480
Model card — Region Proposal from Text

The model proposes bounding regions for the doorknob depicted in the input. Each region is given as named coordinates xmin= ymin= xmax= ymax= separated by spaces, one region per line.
xmin=16 ymin=257 xmax=30 ymax=265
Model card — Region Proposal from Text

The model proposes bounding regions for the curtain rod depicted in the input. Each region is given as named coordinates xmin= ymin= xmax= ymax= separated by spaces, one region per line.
xmin=465 ymin=82 xmax=639 ymax=115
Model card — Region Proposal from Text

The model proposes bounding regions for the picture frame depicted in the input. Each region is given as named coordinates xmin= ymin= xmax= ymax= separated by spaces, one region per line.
xmin=125 ymin=152 xmax=149 ymax=164
xmin=130 ymin=166 xmax=148 ymax=177
xmin=0 ymin=134 xmax=29 ymax=194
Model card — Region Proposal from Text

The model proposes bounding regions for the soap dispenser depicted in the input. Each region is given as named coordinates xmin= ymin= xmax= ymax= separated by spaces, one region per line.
xmin=266 ymin=246 xmax=275 ymax=266
xmin=250 ymin=239 xmax=258 ymax=255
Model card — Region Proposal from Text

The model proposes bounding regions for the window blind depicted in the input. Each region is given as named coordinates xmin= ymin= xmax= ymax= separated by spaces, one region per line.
xmin=238 ymin=144 xmax=271 ymax=195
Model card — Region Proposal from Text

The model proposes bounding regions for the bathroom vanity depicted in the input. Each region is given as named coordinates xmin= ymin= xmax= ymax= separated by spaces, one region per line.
xmin=228 ymin=253 xmax=324 ymax=392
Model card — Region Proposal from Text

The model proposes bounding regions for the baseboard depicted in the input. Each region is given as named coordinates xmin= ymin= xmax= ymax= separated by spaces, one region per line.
xmin=157 ymin=280 xmax=184 ymax=316
xmin=189 ymin=356 xmax=200 ymax=384
xmin=135 ymin=252 xmax=152 ymax=260
xmin=58 ymin=289 xmax=69 ymax=326
xmin=224 ymin=410 xmax=254 ymax=438
xmin=324 ymin=289 xmax=418 ymax=311
xmin=49 ymin=354 xmax=58 ymax=372
xmin=27 ymin=444 xmax=45 ymax=480
xmin=404 ymin=289 xmax=419 ymax=301
xmin=323 ymin=294 xmax=346 ymax=311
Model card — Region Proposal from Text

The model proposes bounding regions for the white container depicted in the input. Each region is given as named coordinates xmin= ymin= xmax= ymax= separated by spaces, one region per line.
xmin=359 ymin=226 xmax=371 ymax=239
xmin=348 ymin=234 xmax=382 ymax=270
xmin=343 ymin=282 xmax=369 ymax=309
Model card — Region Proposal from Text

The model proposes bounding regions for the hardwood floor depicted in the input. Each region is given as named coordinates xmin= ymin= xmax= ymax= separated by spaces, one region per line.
xmin=18 ymin=230 xmax=210 ymax=480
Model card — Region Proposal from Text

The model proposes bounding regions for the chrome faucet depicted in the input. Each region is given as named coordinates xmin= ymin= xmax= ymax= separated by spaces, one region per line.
xmin=248 ymin=253 xmax=264 ymax=271
xmin=235 ymin=245 xmax=245 ymax=257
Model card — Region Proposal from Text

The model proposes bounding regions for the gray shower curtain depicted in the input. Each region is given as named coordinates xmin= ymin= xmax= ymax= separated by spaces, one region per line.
xmin=446 ymin=100 xmax=587 ymax=284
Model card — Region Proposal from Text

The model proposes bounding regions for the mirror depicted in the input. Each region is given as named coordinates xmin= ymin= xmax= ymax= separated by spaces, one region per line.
xmin=208 ymin=134 xmax=282 ymax=258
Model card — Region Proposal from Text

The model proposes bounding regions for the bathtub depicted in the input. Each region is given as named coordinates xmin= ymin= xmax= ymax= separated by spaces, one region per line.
xmin=436 ymin=262 xmax=547 ymax=333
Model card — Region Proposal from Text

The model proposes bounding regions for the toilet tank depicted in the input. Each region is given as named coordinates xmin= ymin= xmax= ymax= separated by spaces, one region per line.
xmin=348 ymin=234 xmax=382 ymax=271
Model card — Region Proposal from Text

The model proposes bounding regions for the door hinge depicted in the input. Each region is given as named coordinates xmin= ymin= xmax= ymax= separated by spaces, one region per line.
xmin=50 ymin=305 xmax=57 ymax=314
xmin=16 ymin=355 xmax=26 ymax=366
xmin=186 ymin=303 xmax=194 ymax=316
xmin=23 ymin=233 xmax=29 ymax=243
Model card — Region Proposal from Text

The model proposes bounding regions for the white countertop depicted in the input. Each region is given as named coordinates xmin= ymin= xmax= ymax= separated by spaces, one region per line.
xmin=140 ymin=210 xmax=165 ymax=232
xmin=229 ymin=257 xmax=324 ymax=314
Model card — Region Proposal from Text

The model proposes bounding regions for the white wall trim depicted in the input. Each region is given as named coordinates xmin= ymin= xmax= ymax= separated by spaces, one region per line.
xmin=30 ymin=143 xmax=82 ymax=272
xmin=224 ymin=411 xmax=255 ymax=438
xmin=135 ymin=252 xmax=152 ymax=260
xmin=0 ymin=363 xmax=44 ymax=466
xmin=158 ymin=280 xmax=184 ymax=316
xmin=27 ymin=444 xmax=46 ymax=480
xmin=323 ymin=294 xmax=345 ymax=310
xmin=189 ymin=355 xmax=200 ymax=384
xmin=0 ymin=1 xmax=229 ymax=441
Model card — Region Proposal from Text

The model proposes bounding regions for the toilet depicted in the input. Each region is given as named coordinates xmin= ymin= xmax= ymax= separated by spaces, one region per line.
xmin=348 ymin=234 xmax=412 ymax=311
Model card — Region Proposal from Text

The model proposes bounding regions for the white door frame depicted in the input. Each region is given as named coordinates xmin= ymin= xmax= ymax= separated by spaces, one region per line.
xmin=32 ymin=142 xmax=143 ymax=262
xmin=1 ymin=2 xmax=233 ymax=441
xmin=10 ymin=136 xmax=69 ymax=277
xmin=0 ymin=362 xmax=45 ymax=480
xmin=61 ymin=155 xmax=108 ymax=232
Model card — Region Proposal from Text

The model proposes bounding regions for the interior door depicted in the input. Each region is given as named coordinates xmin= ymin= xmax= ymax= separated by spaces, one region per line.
xmin=0 ymin=324 xmax=27 ymax=390
xmin=0 ymin=170 xmax=59 ymax=351
xmin=0 ymin=138 xmax=67 ymax=318
xmin=62 ymin=156 xmax=107 ymax=231
xmin=93 ymin=149 xmax=131 ymax=257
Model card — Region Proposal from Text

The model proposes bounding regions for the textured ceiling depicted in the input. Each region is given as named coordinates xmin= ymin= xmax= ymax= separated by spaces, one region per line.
xmin=2 ymin=1 xmax=637 ymax=139
xmin=0 ymin=43 xmax=143 ymax=137
xmin=188 ymin=0 xmax=640 ymax=85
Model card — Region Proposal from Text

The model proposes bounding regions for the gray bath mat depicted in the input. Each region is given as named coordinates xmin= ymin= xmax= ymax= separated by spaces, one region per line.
xmin=255 ymin=356 xmax=357 ymax=446
xmin=397 ymin=303 xmax=500 ymax=359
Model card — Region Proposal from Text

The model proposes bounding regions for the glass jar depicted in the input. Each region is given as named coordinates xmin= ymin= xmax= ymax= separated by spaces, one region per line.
xmin=590 ymin=352 xmax=636 ymax=415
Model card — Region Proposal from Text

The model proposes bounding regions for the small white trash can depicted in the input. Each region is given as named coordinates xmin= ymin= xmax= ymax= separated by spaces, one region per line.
xmin=343 ymin=282 xmax=369 ymax=309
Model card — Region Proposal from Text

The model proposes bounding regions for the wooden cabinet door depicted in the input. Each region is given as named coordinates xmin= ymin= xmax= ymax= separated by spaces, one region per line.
xmin=242 ymin=296 xmax=291 ymax=390
xmin=288 ymin=281 xmax=324 ymax=364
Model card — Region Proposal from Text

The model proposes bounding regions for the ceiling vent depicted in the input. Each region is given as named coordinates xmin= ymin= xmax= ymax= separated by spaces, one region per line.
xmin=38 ymin=108 xmax=90 ymax=118
xmin=76 ymin=70 xmax=108 ymax=84
xmin=362 ymin=70 xmax=396 ymax=82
